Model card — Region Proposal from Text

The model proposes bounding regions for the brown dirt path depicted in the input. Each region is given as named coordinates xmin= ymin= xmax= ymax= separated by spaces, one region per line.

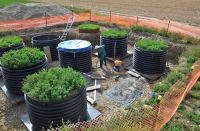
xmin=34 ymin=0 xmax=200 ymax=26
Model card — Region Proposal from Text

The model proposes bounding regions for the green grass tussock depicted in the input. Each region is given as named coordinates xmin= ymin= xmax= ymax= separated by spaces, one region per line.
xmin=65 ymin=6 xmax=90 ymax=14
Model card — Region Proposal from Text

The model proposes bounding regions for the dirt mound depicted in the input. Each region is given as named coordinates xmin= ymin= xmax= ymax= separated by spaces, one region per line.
xmin=0 ymin=3 xmax=71 ymax=21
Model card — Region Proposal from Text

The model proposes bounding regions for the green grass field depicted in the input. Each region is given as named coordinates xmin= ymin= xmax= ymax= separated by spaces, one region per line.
xmin=0 ymin=0 xmax=30 ymax=7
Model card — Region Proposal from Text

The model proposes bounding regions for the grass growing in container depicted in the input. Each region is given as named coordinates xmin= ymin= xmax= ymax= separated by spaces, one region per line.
xmin=0 ymin=36 xmax=23 ymax=48
xmin=136 ymin=39 xmax=168 ymax=52
xmin=22 ymin=68 xmax=86 ymax=102
xmin=0 ymin=47 xmax=45 ymax=68
xmin=79 ymin=24 xmax=100 ymax=31
xmin=101 ymin=30 xmax=128 ymax=39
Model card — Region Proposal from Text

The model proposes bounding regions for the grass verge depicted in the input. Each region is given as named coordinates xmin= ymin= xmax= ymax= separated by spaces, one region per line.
xmin=131 ymin=25 xmax=200 ymax=44
xmin=0 ymin=0 xmax=30 ymax=7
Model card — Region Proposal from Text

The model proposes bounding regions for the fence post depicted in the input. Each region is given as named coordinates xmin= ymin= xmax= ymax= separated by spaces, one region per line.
xmin=109 ymin=11 xmax=112 ymax=22
xmin=167 ymin=20 xmax=171 ymax=32
xmin=136 ymin=16 xmax=139 ymax=26
xmin=44 ymin=12 xmax=47 ymax=27
xmin=90 ymin=9 xmax=92 ymax=22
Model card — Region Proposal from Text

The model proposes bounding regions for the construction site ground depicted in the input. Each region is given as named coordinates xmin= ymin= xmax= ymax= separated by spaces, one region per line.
xmin=0 ymin=23 xmax=188 ymax=130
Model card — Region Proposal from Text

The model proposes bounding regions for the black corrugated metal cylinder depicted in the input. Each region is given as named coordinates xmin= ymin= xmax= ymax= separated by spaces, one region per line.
xmin=2 ymin=58 xmax=48 ymax=95
xmin=101 ymin=36 xmax=127 ymax=58
xmin=133 ymin=45 xmax=167 ymax=74
xmin=25 ymin=88 xmax=87 ymax=131
xmin=32 ymin=34 xmax=60 ymax=61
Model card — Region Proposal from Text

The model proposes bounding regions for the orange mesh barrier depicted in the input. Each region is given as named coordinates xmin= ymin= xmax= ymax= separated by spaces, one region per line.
xmin=48 ymin=60 xmax=200 ymax=131
xmin=0 ymin=12 xmax=200 ymax=38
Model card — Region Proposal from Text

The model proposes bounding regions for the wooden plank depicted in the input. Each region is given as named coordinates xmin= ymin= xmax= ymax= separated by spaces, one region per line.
xmin=127 ymin=71 xmax=140 ymax=78
xmin=43 ymin=46 xmax=52 ymax=63
xmin=87 ymin=96 xmax=96 ymax=105
xmin=83 ymin=73 xmax=106 ymax=80
xmin=86 ymin=85 xmax=101 ymax=91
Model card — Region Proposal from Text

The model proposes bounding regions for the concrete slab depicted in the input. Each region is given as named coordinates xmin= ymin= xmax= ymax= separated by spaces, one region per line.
xmin=1 ymin=85 xmax=24 ymax=105
xmin=21 ymin=103 xmax=101 ymax=131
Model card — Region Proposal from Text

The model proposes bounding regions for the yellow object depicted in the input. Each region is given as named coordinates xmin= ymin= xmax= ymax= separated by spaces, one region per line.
xmin=158 ymin=95 xmax=162 ymax=100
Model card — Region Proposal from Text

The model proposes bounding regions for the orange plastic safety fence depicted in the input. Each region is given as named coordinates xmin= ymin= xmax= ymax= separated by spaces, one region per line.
xmin=0 ymin=12 xmax=200 ymax=39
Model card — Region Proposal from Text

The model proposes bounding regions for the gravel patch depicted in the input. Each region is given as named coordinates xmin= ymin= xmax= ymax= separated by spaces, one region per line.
xmin=0 ymin=3 xmax=71 ymax=21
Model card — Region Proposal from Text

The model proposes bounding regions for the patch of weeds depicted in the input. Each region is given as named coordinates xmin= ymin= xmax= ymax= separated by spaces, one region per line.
xmin=169 ymin=32 xmax=183 ymax=42
xmin=185 ymin=111 xmax=200 ymax=124
xmin=177 ymin=105 xmax=186 ymax=112
xmin=184 ymin=35 xmax=200 ymax=45
xmin=161 ymin=122 xmax=184 ymax=131
xmin=131 ymin=25 xmax=158 ymax=34
xmin=193 ymin=81 xmax=200 ymax=90
xmin=187 ymin=91 xmax=200 ymax=99
xmin=131 ymin=26 xmax=200 ymax=45
xmin=158 ymin=28 xmax=169 ymax=37
xmin=183 ymin=45 xmax=200 ymax=65
xmin=136 ymin=39 xmax=168 ymax=52
xmin=166 ymin=70 xmax=184 ymax=84
xmin=144 ymin=97 xmax=159 ymax=105
xmin=153 ymin=82 xmax=172 ymax=96
xmin=65 ymin=6 xmax=90 ymax=14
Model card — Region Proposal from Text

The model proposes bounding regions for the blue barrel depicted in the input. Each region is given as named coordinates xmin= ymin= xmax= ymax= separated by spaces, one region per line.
xmin=57 ymin=40 xmax=92 ymax=73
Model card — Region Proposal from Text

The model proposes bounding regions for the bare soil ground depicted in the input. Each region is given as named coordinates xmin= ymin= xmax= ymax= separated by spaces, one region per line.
xmin=34 ymin=0 xmax=200 ymax=26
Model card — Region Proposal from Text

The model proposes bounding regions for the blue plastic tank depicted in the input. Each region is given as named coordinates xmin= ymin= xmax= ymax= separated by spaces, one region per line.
xmin=57 ymin=40 xmax=92 ymax=73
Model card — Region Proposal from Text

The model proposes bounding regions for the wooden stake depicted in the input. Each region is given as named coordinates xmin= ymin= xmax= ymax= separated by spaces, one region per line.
xmin=167 ymin=20 xmax=171 ymax=32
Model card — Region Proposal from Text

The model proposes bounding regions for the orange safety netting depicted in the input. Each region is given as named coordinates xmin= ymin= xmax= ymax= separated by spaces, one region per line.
xmin=57 ymin=60 xmax=200 ymax=131
xmin=0 ymin=12 xmax=200 ymax=39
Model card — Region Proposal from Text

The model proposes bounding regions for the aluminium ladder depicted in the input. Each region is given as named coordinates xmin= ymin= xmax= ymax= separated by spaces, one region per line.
xmin=60 ymin=14 xmax=75 ymax=41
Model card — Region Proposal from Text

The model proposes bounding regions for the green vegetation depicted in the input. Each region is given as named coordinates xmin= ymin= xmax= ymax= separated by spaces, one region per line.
xmin=186 ymin=112 xmax=200 ymax=124
xmin=131 ymin=25 xmax=200 ymax=44
xmin=0 ymin=48 xmax=44 ymax=68
xmin=131 ymin=25 xmax=158 ymax=34
xmin=0 ymin=0 xmax=30 ymax=7
xmin=136 ymin=39 xmax=168 ymax=52
xmin=146 ymin=45 xmax=200 ymax=105
xmin=144 ymin=97 xmax=159 ymax=105
xmin=161 ymin=81 xmax=200 ymax=130
xmin=183 ymin=45 xmax=200 ymax=65
xmin=101 ymin=30 xmax=128 ymax=39
xmin=22 ymin=68 xmax=86 ymax=102
xmin=79 ymin=23 xmax=100 ymax=31
xmin=0 ymin=36 xmax=23 ymax=48
xmin=65 ymin=6 xmax=90 ymax=14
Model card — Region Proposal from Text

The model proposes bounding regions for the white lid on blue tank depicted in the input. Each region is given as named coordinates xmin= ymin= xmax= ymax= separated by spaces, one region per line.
xmin=57 ymin=40 xmax=92 ymax=52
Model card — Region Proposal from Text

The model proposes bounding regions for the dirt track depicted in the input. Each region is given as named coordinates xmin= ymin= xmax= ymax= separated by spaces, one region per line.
xmin=35 ymin=0 xmax=200 ymax=26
